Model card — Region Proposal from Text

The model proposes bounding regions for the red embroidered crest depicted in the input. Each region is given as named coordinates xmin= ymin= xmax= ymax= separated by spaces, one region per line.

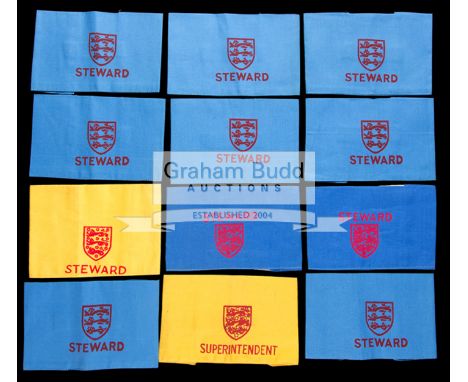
xmin=350 ymin=224 xmax=379 ymax=258
xmin=89 ymin=32 xmax=117 ymax=66
xmin=229 ymin=118 xmax=258 ymax=151
xmin=361 ymin=120 xmax=389 ymax=154
xmin=215 ymin=223 xmax=244 ymax=258
xmin=227 ymin=38 xmax=255 ymax=70
xmin=358 ymin=39 xmax=385 ymax=71
xmin=87 ymin=121 xmax=116 ymax=155
xmin=82 ymin=304 xmax=112 ymax=340
xmin=223 ymin=305 xmax=252 ymax=340
xmin=366 ymin=301 xmax=394 ymax=336
xmin=83 ymin=226 xmax=112 ymax=261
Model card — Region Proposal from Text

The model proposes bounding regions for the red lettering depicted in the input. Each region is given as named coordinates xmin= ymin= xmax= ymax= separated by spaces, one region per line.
xmin=345 ymin=72 xmax=399 ymax=83
xmin=89 ymin=264 xmax=99 ymax=274
xmin=64 ymin=264 xmax=126 ymax=275
xmin=350 ymin=154 xmax=404 ymax=165
xmin=375 ymin=338 xmax=385 ymax=347
xmin=68 ymin=341 xmax=125 ymax=352
xmin=353 ymin=337 xmax=408 ymax=348
xmin=214 ymin=72 xmax=269 ymax=82
xmin=74 ymin=68 xmax=130 ymax=78
xmin=74 ymin=156 xmax=130 ymax=166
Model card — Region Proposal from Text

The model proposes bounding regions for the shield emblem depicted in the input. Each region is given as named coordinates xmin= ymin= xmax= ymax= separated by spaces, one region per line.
xmin=223 ymin=305 xmax=252 ymax=340
xmin=227 ymin=38 xmax=255 ymax=70
xmin=366 ymin=301 xmax=394 ymax=336
xmin=358 ymin=39 xmax=385 ymax=71
xmin=229 ymin=118 xmax=258 ymax=151
xmin=83 ymin=226 xmax=112 ymax=261
xmin=215 ymin=223 xmax=244 ymax=258
xmin=82 ymin=304 xmax=112 ymax=340
xmin=350 ymin=224 xmax=379 ymax=258
xmin=89 ymin=32 xmax=117 ymax=66
xmin=361 ymin=120 xmax=389 ymax=154
xmin=87 ymin=121 xmax=116 ymax=155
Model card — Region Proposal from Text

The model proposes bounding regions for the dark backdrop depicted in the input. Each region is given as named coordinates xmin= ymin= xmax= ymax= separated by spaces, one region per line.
xmin=18 ymin=0 xmax=449 ymax=380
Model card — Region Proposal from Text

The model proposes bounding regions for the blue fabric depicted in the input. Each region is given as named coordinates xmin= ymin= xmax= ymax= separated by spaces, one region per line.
xmin=306 ymin=98 xmax=435 ymax=181
xmin=168 ymin=13 xmax=300 ymax=95
xmin=171 ymin=98 xmax=298 ymax=151
xmin=165 ymin=205 xmax=302 ymax=272
xmin=24 ymin=281 xmax=159 ymax=370
xmin=31 ymin=11 xmax=163 ymax=93
xmin=304 ymin=13 xmax=432 ymax=95
xmin=30 ymin=94 xmax=165 ymax=181
xmin=306 ymin=274 xmax=437 ymax=360
xmin=167 ymin=98 xmax=301 ymax=270
xmin=307 ymin=185 xmax=436 ymax=270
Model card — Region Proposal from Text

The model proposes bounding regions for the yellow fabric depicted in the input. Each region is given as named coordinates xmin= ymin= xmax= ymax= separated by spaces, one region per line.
xmin=159 ymin=275 xmax=298 ymax=366
xmin=29 ymin=184 xmax=161 ymax=278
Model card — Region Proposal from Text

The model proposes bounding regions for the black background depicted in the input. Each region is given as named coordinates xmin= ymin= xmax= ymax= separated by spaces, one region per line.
xmin=18 ymin=0 xmax=449 ymax=380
